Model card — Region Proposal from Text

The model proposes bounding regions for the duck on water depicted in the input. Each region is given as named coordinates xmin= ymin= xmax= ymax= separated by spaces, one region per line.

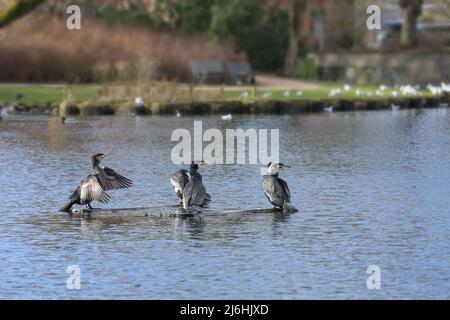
xmin=60 ymin=153 xmax=133 ymax=212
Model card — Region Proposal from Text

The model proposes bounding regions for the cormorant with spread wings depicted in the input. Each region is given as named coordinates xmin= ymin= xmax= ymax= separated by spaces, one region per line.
xmin=60 ymin=153 xmax=133 ymax=212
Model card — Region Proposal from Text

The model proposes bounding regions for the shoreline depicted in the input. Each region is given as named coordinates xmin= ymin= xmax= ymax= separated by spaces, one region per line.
xmin=3 ymin=95 xmax=448 ymax=116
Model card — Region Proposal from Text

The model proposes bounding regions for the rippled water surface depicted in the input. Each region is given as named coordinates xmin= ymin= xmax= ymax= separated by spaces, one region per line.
xmin=0 ymin=109 xmax=449 ymax=299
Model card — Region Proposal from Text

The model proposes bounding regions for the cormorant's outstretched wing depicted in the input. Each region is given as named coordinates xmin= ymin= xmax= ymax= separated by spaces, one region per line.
xmin=278 ymin=178 xmax=291 ymax=202
xmin=170 ymin=170 xmax=189 ymax=198
xmin=97 ymin=167 xmax=133 ymax=191
xmin=80 ymin=175 xmax=110 ymax=204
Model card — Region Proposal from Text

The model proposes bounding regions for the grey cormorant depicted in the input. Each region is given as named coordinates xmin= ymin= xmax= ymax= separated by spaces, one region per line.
xmin=262 ymin=162 xmax=298 ymax=213
xmin=182 ymin=161 xmax=210 ymax=214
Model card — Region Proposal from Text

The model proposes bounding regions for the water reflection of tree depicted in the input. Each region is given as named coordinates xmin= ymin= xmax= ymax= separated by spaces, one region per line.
xmin=46 ymin=116 xmax=67 ymax=151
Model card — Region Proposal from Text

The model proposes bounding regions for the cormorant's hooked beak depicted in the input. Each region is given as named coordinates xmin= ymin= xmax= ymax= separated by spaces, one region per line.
xmin=195 ymin=160 xmax=206 ymax=167
xmin=279 ymin=163 xmax=291 ymax=169
xmin=102 ymin=149 xmax=113 ymax=158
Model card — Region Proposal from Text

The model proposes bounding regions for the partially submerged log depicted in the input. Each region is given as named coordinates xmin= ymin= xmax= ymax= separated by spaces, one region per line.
xmin=68 ymin=205 xmax=282 ymax=221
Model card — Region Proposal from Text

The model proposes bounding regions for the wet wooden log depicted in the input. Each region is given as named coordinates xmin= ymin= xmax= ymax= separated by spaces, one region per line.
xmin=68 ymin=206 xmax=282 ymax=221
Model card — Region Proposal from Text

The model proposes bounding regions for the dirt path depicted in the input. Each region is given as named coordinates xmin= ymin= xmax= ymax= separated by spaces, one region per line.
xmin=255 ymin=74 xmax=324 ymax=89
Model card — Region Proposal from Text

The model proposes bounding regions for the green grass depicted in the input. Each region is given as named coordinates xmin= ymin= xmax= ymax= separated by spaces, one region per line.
xmin=0 ymin=83 xmax=437 ymax=108
xmin=0 ymin=84 xmax=99 ymax=106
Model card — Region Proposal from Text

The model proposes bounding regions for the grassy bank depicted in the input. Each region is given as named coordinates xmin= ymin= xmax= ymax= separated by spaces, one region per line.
xmin=0 ymin=84 xmax=98 ymax=106
xmin=0 ymin=82 xmax=447 ymax=116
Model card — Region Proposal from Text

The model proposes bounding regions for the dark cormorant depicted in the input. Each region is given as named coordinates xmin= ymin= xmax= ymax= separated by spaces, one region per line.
xmin=60 ymin=153 xmax=133 ymax=212
xmin=182 ymin=161 xmax=210 ymax=214
xmin=262 ymin=162 xmax=298 ymax=214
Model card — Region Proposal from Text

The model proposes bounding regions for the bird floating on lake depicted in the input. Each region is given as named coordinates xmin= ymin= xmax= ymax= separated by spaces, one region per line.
xmin=176 ymin=110 xmax=181 ymax=118
xmin=0 ymin=105 xmax=8 ymax=118
xmin=134 ymin=97 xmax=144 ymax=106
xmin=60 ymin=153 xmax=133 ymax=212
xmin=60 ymin=117 xmax=78 ymax=124
xmin=182 ymin=161 xmax=211 ymax=214
xmin=391 ymin=104 xmax=401 ymax=111
xmin=324 ymin=106 xmax=334 ymax=113
xmin=221 ymin=114 xmax=232 ymax=120
xmin=262 ymin=162 xmax=298 ymax=214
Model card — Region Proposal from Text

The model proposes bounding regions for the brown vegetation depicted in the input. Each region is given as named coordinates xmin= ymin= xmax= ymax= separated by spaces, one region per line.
xmin=0 ymin=11 xmax=240 ymax=83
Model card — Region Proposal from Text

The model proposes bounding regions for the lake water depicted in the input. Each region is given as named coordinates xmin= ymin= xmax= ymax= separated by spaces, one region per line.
xmin=0 ymin=109 xmax=449 ymax=299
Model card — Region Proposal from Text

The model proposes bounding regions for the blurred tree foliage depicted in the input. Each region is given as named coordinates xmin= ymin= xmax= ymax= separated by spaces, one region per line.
xmin=0 ymin=0 xmax=45 ymax=28
xmin=91 ymin=0 xmax=291 ymax=72
xmin=177 ymin=0 xmax=216 ymax=34
xmin=210 ymin=0 xmax=289 ymax=72
xmin=5 ymin=0 xmax=297 ymax=73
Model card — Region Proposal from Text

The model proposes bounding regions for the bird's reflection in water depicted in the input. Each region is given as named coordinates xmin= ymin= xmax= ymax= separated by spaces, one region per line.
xmin=270 ymin=211 xmax=294 ymax=237
xmin=60 ymin=205 xmax=293 ymax=242
xmin=79 ymin=216 xmax=128 ymax=236
xmin=172 ymin=215 xmax=206 ymax=240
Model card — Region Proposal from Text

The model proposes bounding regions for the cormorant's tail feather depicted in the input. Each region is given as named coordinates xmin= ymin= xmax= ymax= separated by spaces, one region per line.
xmin=60 ymin=200 xmax=75 ymax=213
xmin=282 ymin=202 xmax=298 ymax=214
xmin=186 ymin=205 xmax=203 ymax=215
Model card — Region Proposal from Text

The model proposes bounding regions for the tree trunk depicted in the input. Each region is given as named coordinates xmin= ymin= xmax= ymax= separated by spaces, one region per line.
xmin=399 ymin=0 xmax=423 ymax=48
xmin=283 ymin=0 xmax=307 ymax=77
